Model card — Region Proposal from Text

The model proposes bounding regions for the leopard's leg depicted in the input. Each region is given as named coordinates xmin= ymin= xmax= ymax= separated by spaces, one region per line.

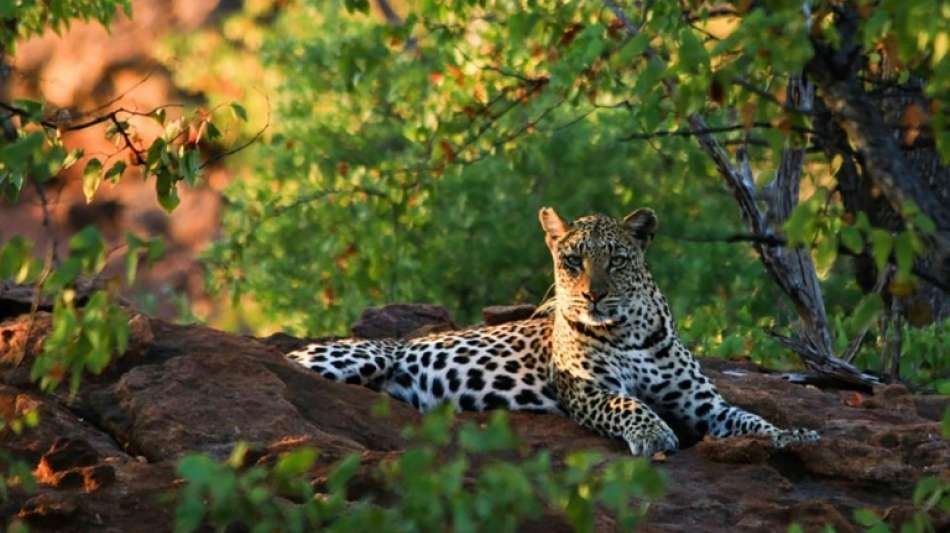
xmin=645 ymin=340 xmax=819 ymax=447
xmin=554 ymin=370 xmax=678 ymax=456
xmin=285 ymin=339 xmax=399 ymax=388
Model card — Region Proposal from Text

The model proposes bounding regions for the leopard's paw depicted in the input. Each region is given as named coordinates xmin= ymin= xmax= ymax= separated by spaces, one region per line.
xmin=624 ymin=421 xmax=679 ymax=457
xmin=772 ymin=427 xmax=820 ymax=448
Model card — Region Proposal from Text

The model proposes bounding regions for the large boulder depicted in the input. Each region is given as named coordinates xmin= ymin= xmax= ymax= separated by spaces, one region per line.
xmin=0 ymin=305 xmax=946 ymax=532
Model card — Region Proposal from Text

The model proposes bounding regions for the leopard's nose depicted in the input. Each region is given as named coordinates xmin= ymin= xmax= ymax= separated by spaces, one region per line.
xmin=583 ymin=289 xmax=607 ymax=304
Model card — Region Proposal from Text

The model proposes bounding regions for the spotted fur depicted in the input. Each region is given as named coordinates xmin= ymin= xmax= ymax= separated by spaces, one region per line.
xmin=286 ymin=207 xmax=819 ymax=456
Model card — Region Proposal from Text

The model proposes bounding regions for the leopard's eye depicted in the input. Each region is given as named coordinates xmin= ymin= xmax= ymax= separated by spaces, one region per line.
xmin=563 ymin=254 xmax=583 ymax=269
xmin=609 ymin=255 xmax=628 ymax=269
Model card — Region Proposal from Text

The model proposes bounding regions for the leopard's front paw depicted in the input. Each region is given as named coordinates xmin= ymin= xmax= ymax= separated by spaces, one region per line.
xmin=624 ymin=420 xmax=679 ymax=457
xmin=772 ymin=427 xmax=820 ymax=448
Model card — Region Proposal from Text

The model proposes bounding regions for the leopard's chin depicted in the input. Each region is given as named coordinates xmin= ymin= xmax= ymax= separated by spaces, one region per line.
xmin=579 ymin=311 xmax=620 ymax=328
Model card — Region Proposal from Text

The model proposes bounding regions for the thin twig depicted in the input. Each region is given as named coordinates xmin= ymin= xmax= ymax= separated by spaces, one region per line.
xmin=0 ymin=101 xmax=184 ymax=131
xmin=110 ymin=115 xmax=145 ymax=165
xmin=200 ymin=98 xmax=271 ymax=170
xmin=31 ymin=179 xmax=59 ymax=265
xmin=659 ymin=232 xmax=787 ymax=247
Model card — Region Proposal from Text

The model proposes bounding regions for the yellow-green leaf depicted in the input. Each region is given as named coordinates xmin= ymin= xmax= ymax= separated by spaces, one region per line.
xmin=83 ymin=158 xmax=103 ymax=203
xmin=814 ymin=234 xmax=838 ymax=278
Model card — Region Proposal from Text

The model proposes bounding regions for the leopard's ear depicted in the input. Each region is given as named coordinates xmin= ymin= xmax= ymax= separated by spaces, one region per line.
xmin=539 ymin=207 xmax=570 ymax=249
xmin=623 ymin=208 xmax=658 ymax=247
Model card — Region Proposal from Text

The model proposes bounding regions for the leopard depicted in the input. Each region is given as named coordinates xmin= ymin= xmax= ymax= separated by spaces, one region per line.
xmin=285 ymin=206 xmax=820 ymax=456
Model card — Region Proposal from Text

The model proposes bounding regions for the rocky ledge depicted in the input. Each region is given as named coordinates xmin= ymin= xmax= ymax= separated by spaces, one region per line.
xmin=0 ymin=303 xmax=947 ymax=532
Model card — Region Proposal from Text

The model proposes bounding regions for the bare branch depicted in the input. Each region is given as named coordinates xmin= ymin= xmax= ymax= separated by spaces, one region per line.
xmin=621 ymin=121 xmax=814 ymax=141
xmin=604 ymin=0 xmax=879 ymax=385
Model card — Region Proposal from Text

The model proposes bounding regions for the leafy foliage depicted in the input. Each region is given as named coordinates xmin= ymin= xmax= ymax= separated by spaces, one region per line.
xmin=162 ymin=0 xmax=949 ymax=388
xmin=0 ymin=99 xmax=240 ymax=211
xmin=0 ymin=229 xmax=164 ymax=395
xmin=0 ymin=0 xmax=132 ymax=54
xmin=175 ymin=405 xmax=664 ymax=533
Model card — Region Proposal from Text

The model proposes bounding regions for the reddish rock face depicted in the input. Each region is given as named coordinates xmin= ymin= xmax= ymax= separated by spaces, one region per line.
xmin=0 ymin=305 xmax=947 ymax=532
xmin=350 ymin=303 xmax=457 ymax=339
xmin=482 ymin=304 xmax=539 ymax=325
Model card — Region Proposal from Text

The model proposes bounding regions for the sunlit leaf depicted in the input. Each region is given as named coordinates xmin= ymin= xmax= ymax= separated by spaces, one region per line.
xmin=82 ymin=158 xmax=103 ymax=203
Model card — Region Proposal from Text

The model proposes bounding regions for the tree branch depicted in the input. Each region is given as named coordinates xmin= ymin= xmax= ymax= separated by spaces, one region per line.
xmin=605 ymin=0 xmax=879 ymax=386
xmin=620 ymin=121 xmax=814 ymax=141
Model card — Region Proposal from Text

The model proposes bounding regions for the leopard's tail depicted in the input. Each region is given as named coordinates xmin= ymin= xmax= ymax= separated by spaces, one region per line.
xmin=285 ymin=338 xmax=401 ymax=388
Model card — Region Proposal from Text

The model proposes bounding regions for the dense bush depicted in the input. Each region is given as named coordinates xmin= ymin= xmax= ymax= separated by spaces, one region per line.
xmin=174 ymin=406 xmax=665 ymax=533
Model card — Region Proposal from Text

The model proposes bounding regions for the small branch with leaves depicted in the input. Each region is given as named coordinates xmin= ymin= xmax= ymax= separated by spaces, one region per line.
xmin=0 ymin=98 xmax=264 ymax=212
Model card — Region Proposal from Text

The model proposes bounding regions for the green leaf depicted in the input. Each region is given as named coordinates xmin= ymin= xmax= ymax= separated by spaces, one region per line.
xmin=343 ymin=0 xmax=369 ymax=14
xmin=147 ymin=237 xmax=165 ymax=263
xmin=783 ymin=204 xmax=815 ymax=246
xmin=853 ymin=508 xmax=880 ymax=527
xmin=105 ymin=161 xmax=127 ymax=183
xmin=508 ymin=13 xmax=539 ymax=45
xmin=851 ymin=294 xmax=883 ymax=332
xmin=912 ymin=213 xmax=936 ymax=234
xmin=62 ymin=148 xmax=85 ymax=170
xmin=44 ymin=258 xmax=81 ymax=292
xmin=181 ymin=149 xmax=201 ymax=186
xmin=0 ymin=236 xmax=37 ymax=283
xmin=13 ymin=99 xmax=44 ymax=122
xmin=0 ymin=131 xmax=45 ymax=172
xmin=326 ymin=453 xmax=360 ymax=493
xmin=204 ymin=121 xmax=222 ymax=140
xmin=83 ymin=158 xmax=103 ymax=203
xmin=125 ymin=233 xmax=143 ymax=285
xmin=151 ymin=108 xmax=167 ymax=125
xmin=177 ymin=454 xmax=217 ymax=484
xmin=459 ymin=411 xmax=519 ymax=453
xmin=942 ymin=406 xmax=950 ymax=439
xmin=156 ymin=169 xmax=180 ymax=212
xmin=616 ymin=33 xmax=650 ymax=64
xmin=174 ymin=496 xmax=205 ymax=533
xmin=912 ymin=476 xmax=940 ymax=506
xmin=230 ymin=102 xmax=248 ymax=122
xmin=147 ymin=138 xmax=167 ymax=167
xmin=894 ymin=231 xmax=915 ymax=276
xmin=840 ymin=226 xmax=863 ymax=254
xmin=814 ymin=234 xmax=838 ymax=277
xmin=678 ymin=28 xmax=708 ymax=73
xmin=869 ymin=229 xmax=893 ymax=271
xmin=275 ymin=448 xmax=317 ymax=477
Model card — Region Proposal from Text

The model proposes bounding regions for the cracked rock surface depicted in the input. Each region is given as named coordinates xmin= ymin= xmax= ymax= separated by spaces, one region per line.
xmin=1 ymin=304 xmax=947 ymax=532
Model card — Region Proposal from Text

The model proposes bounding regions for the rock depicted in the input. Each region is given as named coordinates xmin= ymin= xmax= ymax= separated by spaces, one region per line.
xmin=0 ymin=310 xmax=947 ymax=532
xmin=37 ymin=438 xmax=99 ymax=472
xmin=350 ymin=303 xmax=455 ymax=339
xmin=17 ymin=493 xmax=79 ymax=528
xmin=32 ymin=438 xmax=115 ymax=492
xmin=482 ymin=304 xmax=537 ymax=325
xmin=256 ymin=331 xmax=336 ymax=354
xmin=696 ymin=436 xmax=771 ymax=464
xmin=0 ymin=312 xmax=52 ymax=370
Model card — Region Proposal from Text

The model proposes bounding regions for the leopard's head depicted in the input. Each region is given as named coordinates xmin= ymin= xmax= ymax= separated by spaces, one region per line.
xmin=538 ymin=207 xmax=658 ymax=327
